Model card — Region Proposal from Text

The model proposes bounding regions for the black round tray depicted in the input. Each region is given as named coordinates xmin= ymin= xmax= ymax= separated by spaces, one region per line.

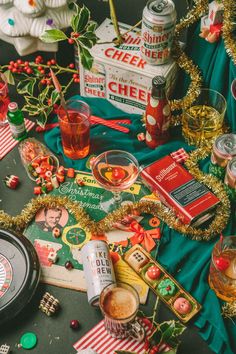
xmin=0 ymin=228 xmax=40 ymax=325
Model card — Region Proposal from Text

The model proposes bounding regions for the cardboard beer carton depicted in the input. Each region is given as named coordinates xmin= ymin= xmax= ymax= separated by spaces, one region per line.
xmin=77 ymin=18 xmax=178 ymax=114
xmin=140 ymin=156 xmax=220 ymax=226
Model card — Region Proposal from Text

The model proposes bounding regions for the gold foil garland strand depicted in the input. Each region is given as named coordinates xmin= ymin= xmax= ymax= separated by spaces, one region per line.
xmin=221 ymin=0 xmax=236 ymax=65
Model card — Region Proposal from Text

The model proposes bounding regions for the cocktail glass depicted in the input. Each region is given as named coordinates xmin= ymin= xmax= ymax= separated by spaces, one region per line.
xmin=209 ymin=236 xmax=236 ymax=302
xmin=0 ymin=73 xmax=10 ymax=126
xmin=91 ymin=150 xmax=139 ymax=213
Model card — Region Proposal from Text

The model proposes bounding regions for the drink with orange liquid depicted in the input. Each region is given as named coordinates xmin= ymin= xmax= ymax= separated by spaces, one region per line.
xmin=58 ymin=100 xmax=90 ymax=160
xmin=209 ymin=236 xmax=236 ymax=302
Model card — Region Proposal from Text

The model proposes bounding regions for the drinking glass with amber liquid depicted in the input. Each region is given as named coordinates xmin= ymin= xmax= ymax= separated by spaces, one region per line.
xmin=209 ymin=236 xmax=236 ymax=302
xmin=58 ymin=99 xmax=90 ymax=160
xmin=182 ymin=88 xmax=226 ymax=147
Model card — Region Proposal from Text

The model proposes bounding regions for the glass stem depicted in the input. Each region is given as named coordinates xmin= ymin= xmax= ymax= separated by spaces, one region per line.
xmin=113 ymin=192 xmax=121 ymax=204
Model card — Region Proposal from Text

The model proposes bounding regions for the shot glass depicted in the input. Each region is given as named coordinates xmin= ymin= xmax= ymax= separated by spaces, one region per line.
xmin=58 ymin=99 xmax=90 ymax=160
xmin=99 ymin=282 xmax=145 ymax=341
xmin=182 ymin=88 xmax=227 ymax=147
xmin=0 ymin=73 xmax=10 ymax=126
xmin=209 ymin=236 xmax=236 ymax=302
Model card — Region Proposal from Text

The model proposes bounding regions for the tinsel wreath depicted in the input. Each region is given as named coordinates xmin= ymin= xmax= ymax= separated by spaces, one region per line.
xmin=0 ymin=148 xmax=230 ymax=241
xmin=221 ymin=0 xmax=236 ymax=65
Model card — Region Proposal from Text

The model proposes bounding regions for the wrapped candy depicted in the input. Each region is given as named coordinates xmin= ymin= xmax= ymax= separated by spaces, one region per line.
xmin=3 ymin=175 xmax=19 ymax=189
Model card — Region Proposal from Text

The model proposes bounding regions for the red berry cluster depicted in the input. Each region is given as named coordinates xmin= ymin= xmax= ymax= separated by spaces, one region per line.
xmin=68 ymin=32 xmax=80 ymax=44
xmin=8 ymin=59 xmax=33 ymax=74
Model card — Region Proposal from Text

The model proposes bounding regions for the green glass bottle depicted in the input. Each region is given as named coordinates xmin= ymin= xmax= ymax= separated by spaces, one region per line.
xmin=7 ymin=102 xmax=27 ymax=141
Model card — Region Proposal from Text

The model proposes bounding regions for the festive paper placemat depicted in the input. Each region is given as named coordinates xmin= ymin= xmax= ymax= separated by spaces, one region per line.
xmin=23 ymin=171 xmax=161 ymax=303
xmin=0 ymin=119 xmax=35 ymax=159
xmin=73 ymin=319 xmax=151 ymax=354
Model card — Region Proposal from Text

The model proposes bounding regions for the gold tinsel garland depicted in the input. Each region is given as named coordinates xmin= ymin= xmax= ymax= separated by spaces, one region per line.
xmin=169 ymin=0 xmax=208 ymax=112
xmin=221 ymin=0 xmax=236 ymax=65
xmin=222 ymin=301 xmax=236 ymax=319
xmin=0 ymin=157 xmax=230 ymax=242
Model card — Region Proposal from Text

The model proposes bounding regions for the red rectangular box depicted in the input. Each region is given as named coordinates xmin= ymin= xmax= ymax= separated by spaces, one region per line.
xmin=140 ymin=156 xmax=220 ymax=226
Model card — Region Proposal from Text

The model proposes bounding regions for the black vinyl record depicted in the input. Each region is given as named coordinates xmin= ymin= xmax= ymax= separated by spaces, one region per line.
xmin=0 ymin=228 xmax=40 ymax=325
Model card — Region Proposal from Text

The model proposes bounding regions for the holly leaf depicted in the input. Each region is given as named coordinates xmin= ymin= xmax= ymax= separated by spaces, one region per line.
xmin=3 ymin=70 xmax=15 ymax=85
xmin=159 ymin=321 xmax=186 ymax=344
xmin=17 ymin=79 xmax=36 ymax=96
xmin=22 ymin=105 xmax=41 ymax=116
xmin=40 ymin=29 xmax=68 ymax=43
xmin=71 ymin=2 xmax=81 ymax=32
xmin=38 ymin=85 xmax=50 ymax=104
xmin=78 ymin=36 xmax=93 ymax=49
xmin=79 ymin=45 xmax=93 ymax=70
xmin=51 ymin=89 xmax=60 ymax=104
xmin=36 ymin=106 xmax=53 ymax=127
xmin=86 ymin=21 xmax=98 ymax=33
xmin=76 ymin=5 xmax=90 ymax=33
xmin=24 ymin=96 xmax=39 ymax=107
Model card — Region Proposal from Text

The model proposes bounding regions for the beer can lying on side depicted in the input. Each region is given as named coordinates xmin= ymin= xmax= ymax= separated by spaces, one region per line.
xmin=140 ymin=0 xmax=176 ymax=65
xmin=81 ymin=240 xmax=116 ymax=306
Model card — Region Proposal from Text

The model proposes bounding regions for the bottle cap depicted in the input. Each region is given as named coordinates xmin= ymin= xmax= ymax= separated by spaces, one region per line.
xmin=152 ymin=76 xmax=166 ymax=89
xmin=20 ymin=332 xmax=37 ymax=349
xmin=8 ymin=102 xmax=18 ymax=112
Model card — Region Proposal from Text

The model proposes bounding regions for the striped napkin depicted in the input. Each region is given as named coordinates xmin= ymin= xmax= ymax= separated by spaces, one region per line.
xmin=73 ymin=319 xmax=151 ymax=354
xmin=0 ymin=119 xmax=35 ymax=159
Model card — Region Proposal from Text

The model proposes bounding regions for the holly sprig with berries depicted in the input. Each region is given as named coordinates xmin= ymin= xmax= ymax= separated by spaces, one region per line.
xmin=0 ymin=56 xmax=80 ymax=127
xmin=0 ymin=3 xmax=98 ymax=127
xmin=40 ymin=3 xmax=98 ymax=71
xmin=115 ymin=298 xmax=186 ymax=354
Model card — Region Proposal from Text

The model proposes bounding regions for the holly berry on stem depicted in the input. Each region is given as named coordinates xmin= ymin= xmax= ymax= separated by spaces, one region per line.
xmin=70 ymin=319 xmax=79 ymax=329
xmin=68 ymin=38 xmax=75 ymax=44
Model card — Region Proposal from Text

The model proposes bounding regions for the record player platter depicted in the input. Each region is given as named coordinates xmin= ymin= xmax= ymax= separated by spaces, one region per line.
xmin=0 ymin=228 xmax=40 ymax=325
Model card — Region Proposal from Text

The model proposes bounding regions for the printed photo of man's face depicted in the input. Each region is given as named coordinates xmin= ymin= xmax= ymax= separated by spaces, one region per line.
xmin=44 ymin=208 xmax=62 ymax=229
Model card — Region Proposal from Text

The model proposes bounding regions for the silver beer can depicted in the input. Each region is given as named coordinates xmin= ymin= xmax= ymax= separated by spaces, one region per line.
xmin=225 ymin=157 xmax=236 ymax=190
xmin=140 ymin=0 xmax=176 ymax=65
xmin=81 ymin=240 xmax=116 ymax=306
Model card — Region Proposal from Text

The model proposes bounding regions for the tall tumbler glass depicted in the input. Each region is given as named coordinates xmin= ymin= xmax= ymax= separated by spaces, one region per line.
xmin=58 ymin=99 xmax=90 ymax=160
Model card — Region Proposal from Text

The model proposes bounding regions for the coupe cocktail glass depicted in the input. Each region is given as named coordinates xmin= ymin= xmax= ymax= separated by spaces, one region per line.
xmin=91 ymin=150 xmax=139 ymax=213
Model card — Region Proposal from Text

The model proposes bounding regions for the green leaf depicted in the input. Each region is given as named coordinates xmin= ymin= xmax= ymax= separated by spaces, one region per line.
xmin=78 ymin=36 xmax=93 ymax=49
xmin=36 ymin=112 xmax=48 ymax=128
xmin=24 ymin=96 xmax=39 ymax=107
xmin=22 ymin=105 xmax=41 ymax=116
xmin=17 ymin=79 xmax=36 ymax=95
xmin=38 ymin=85 xmax=50 ymax=103
xmin=40 ymin=29 xmax=68 ymax=43
xmin=83 ymin=31 xmax=98 ymax=45
xmin=86 ymin=21 xmax=98 ymax=33
xmin=76 ymin=5 xmax=90 ymax=33
xmin=79 ymin=45 xmax=93 ymax=70
xmin=51 ymin=89 xmax=60 ymax=104
xmin=3 ymin=70 xmax=15 ymax=85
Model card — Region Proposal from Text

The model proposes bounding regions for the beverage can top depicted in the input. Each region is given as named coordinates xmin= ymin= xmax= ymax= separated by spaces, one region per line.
xmin=228 ymin=158 xmax=236 ymax=177
xmin=152 ymin=76 xmax=166 ymax=88
xmin=8 ymin=102 xmax=18 ymax=112
xmin=215 ymin=134 xmax=236 ymax=156
xmin=147 ymin=0 xmax=175 ymax=16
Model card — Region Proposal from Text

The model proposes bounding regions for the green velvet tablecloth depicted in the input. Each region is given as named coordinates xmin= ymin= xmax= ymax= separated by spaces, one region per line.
xmin=45 ymin=94 xmax=236 ymax=354
xmin=44 ymin=22 xmax=236 ymax=354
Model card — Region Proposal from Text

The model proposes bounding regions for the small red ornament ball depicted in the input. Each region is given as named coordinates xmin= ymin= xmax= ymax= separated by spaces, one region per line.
xmin=70 ymin=319 xmax=79 ymax=329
